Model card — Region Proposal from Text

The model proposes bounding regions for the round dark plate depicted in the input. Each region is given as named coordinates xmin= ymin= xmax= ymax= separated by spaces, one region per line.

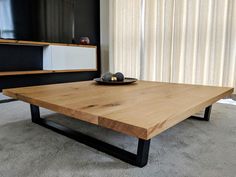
xmin=94 ymin=78 xmax=137 ymax=85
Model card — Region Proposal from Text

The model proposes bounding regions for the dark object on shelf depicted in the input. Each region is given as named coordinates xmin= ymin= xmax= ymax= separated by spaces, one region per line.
xmin=115 ymin=72 xmax=125 ymax=81
xmin=94 ymin=78 xmax=137 ymax=85
xmin=79 ymin=37 xmax=90 ymax=45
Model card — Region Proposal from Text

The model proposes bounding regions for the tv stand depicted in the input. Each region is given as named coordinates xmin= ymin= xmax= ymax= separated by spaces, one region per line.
xmin=0 ymin=39 xmax=97 ymax=76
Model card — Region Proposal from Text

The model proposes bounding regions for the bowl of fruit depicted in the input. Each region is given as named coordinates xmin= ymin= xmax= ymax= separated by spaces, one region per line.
xmin=94 ymin=72 xmax=137 ymax=85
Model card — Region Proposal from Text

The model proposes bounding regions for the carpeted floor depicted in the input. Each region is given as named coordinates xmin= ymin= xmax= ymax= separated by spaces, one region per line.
xmin=0 ymin=100 xmax=236 ymax=177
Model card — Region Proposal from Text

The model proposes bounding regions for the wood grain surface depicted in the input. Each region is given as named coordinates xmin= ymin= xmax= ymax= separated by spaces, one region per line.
xmin=3 ymin=81 xmax=233 ymax=140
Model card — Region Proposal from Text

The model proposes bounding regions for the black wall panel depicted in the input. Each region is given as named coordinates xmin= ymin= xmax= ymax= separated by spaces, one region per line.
xmin=74 ymin=0 xmax=100 ymax=45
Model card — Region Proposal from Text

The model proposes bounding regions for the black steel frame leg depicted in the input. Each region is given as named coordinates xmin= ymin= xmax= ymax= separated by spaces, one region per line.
xmin=0 ymin=98 xmax=17 ymax=104
xmin=189 ymin=105 xmax=212 ymax=121
xmin=30 ymin=104 xmax=151 ymax=167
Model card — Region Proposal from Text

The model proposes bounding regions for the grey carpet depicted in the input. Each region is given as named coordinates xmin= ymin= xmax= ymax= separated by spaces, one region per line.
xmin=0 ymin=100 xmax=236 ymax=177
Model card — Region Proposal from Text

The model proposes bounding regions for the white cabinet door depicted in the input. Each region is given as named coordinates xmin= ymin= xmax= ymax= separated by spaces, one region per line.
xmin=43 ymin=45 xmax=97 ymax=70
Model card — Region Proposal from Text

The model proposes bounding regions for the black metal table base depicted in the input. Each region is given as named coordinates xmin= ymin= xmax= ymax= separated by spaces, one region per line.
xmin=0 ymin=98 xmax=17 ymax=104
xmin=188 ymin=105 xmax=212 ymax=121
xmin=30 ymin=104 xmax=212 ymax=167
xmin=30 ymin=104 xmax=151 ymax=167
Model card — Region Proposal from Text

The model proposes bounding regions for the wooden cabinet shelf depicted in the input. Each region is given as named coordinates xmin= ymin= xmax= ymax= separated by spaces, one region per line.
xmin=0 ymin=39 xmax=49 ymax=46
xmin=0 ymin=69 xmax=97 ymax=76
xmin=0 ymin=39 xmax=96 ymax=48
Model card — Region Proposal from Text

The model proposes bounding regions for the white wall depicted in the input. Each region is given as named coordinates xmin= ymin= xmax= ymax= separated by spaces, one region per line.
xmin=100 ymin=0 xmax=109 ymax=73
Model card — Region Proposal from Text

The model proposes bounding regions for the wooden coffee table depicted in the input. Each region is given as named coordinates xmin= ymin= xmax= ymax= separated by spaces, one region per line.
xmin=3 ymin=81 xmax=233 ymax=167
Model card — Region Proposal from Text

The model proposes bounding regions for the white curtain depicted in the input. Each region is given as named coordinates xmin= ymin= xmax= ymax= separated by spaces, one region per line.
xmin=109 ymin=0 xmax=142 ymax=78
xmin=109 ymin=0 xmax=236 ymax=93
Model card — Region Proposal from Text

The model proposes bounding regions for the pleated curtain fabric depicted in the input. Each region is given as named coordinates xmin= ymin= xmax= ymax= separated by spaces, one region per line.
xmin=109 ymin=0 xmax=236 ymax=93
xmin=109 ymin=0 xmax=142 ymax=78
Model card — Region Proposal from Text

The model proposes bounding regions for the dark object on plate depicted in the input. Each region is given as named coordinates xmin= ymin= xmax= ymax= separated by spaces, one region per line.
xmin=102 ymin=72 xmax=113 ymax=81
xmin=94 ymin=78 xmax=137 ymax=85
xmin=115 ymin=72 xmax=124 ymax=81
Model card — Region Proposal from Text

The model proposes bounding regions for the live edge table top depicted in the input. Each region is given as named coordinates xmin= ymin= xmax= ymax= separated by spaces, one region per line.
xmin=3 ymin=81 xmax=233 ymax=140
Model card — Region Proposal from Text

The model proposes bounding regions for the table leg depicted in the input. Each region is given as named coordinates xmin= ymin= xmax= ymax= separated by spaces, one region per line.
xmin=189 ymin=105 xmax=212 ymax=121
xmin=30 ymin=104 xmax=151 ymax=167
